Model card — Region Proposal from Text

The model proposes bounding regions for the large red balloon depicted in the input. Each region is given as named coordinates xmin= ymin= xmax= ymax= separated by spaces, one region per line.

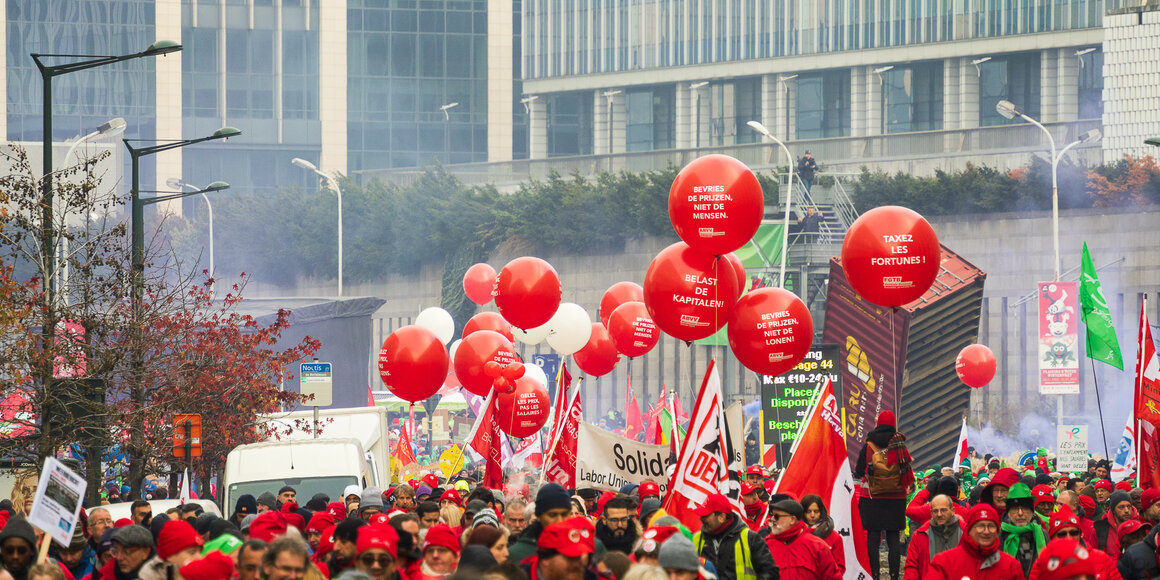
xmin=463 ymin=263 xmax=497 ymax=305
xmin=600 ymin=282 xmax=644 ymax=328
xmin=497 ymin=376 xmax=550 ymax=437
xmin=378 ymin=325 xmax=449 ymax=402
xmin=607 ymin=301 xmax=660 ymax=358
xmin=956 ymin=344 xmax=997 ymax=388
xmin=493 ymin=257 xmax=562 ymax=330
xmin=840 ymin=206 xmax=941 ymax=307
xmin=573 ymin=323 xmax=621 ymax=376
xmin=643 ymin=242 xmax=739 ymax=342
xmin=727 ymin=288 xmax=813 ymax=376
xmin=724 ymin=252 xmax=746 ymax=298
xmin=453 ymin=330 xmax=520 ymax=397
xmin=668 ymin=154 xmax=765 ymax=255
xmin=463 ymin=312 xmax=514 ymax=342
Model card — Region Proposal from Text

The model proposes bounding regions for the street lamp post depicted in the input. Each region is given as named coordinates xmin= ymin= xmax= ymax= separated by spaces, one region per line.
xmin=690 ymin=82 xmax=708 ymax=149
xmin=292 ymin=158 xmax=344 ymax=297
xmin=995 ymin=100 xmax=1101 ymax=281
xmin=33 ymin=41 xmax=182 ymax=304
xmin=747 ymin=120 xmax=796 ymax=289
xmin=602 ymin=90 xmax=621 ymax=156
xmin=873 ymin=66 xmax=895 ymax=134
xmin=166 ymin=178 xmax=221 ymax=277
xmin=439 ymin=102 xmax=459 ymax=164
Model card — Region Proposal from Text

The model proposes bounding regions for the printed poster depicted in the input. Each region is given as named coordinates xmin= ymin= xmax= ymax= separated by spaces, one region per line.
xmin=1039 ymin=282 xmax=1079 ymax=394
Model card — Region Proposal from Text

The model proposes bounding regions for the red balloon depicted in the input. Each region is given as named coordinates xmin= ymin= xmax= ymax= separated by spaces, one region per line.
xmin=453 ymin=330 xmax=520 ymax=397
xmin=600 ymin=282 xmax=644 ymax=328
xmin=497 ymin=376 xmax=550 ymax=437
xmin=956 ymin=344 xmax=997 ymax=388
xmin=503 ymin=362 xmax=526 ymax=380
xmin=463 ymin=312 xmax=514 ymax=342
xmin=483 ymin=360 xmax=503 ymax=378
xmin=840 ymin=206 xmax=941 ymax=307
xmin=668 ymin=154 xmax=765 ymax=255
xmin=492 ymin=376 xmax=512 ymax=393
xmin=607 ymin=301 xmax=660 ymax=358
xmin=643 ymin=242 xmax=739 ymax=342
xmin=573 ymin=323 xmax=621 ymax=377
xmin=493 ymin=257 xmax=563 ymax=330
xmin=377 ymin=325 xmax=449 ymax=402
xmin=724 ymin=252 xmax=746 ymax=298
xmin=727 ymin=288 xmax=814 ymax=376
xmin=463 ymin=263 xmax=497 ymax=305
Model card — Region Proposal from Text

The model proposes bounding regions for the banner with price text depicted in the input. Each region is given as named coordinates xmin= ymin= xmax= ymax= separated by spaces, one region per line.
xmin=761 ymin=344 xmax=840 ymax=468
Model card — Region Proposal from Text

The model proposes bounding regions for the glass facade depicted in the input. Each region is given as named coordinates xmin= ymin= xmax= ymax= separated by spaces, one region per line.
xmin=1077 ymin=47 xmax=1103 ymax=120
xmin=883 ymin=62 xmax=944 ymax=133
xmin=625 ymin=85 xmax=674 ymax=152
xmin=546 ymin=91 xmax=593 ymax=157
xmin=347 ymin=0 xmax=489 ymax=171
xmin=978 ymin=52 xmax=1041 ymax=127
xmin=796 ymin=70 xmax=850 ymax=139
xmin=524 ymin=0 xmax=1129 ymax=80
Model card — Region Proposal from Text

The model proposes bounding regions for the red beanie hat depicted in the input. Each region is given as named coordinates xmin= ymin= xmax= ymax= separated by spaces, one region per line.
xmin=1077 ymin=495 xmax=1096 ymax=516
xmin=249 ymin=512 xmax=289 ymax=543
xmin=367 ymin=513 xmax=390 ymax=526
xmin=439 ymin=489 xmax=463 ymax=507
xmin=283 ymin=511 xmax=306 ymax=531
xmin=422 ymin=473 xmax=440 ymax=489
xmin=356 ymin=524 xmax=399 ymax=558
xmin=421 ymin=524 xmax=461 ymax=556
xmin=1047 ymin=505 xmax=1081 ymax=538
xmin=965 ymin=503 xmax=1000 ymax=531
xmin=306 ymin=512 xmax=335 ymax=534
xmin=114 ymin=518 xmax=133 ymax=528
xmin=1034 ymin=539 xmax=1096 ymax=580
xmin=327 ymin=502 xmax=347 ymax=521
xmin=1115 ymin=480 xmax=1133 ymax=492
xmin=595 ymin=491 xmax=615 ymax=517
xmin=1142 ymin=489 xmax=1160 ymax=513
xmin=280 ymin=502 xmax=300 ymax=514
xmin=1032 ymin=485 xmax=1055 ymax=506
xmin=179 ymin=551 xmax=235 ymax=580
xmin=877 ymin=411 xmax=896 ymax=427
xmin=1094 ymin=479 xmax=1113 ymax=492
xmin=312 ymin=525 xmax=336 ymax=563
xmin=157 ymin=520 xmax=205 ymax=560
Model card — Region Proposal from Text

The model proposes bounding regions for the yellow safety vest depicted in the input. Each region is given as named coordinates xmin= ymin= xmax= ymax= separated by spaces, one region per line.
xmin=693 ymin=527 xmax=758 ymax=580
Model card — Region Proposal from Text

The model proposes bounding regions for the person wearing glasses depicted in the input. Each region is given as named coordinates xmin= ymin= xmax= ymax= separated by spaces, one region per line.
xmin=904 ymin=495 xmax=962 ymax=580
xmin=106 ymin=525 xmax=156 ymax=580
xmin=762 ymin=494 xmax=840 ymax=580
xmin=262 ymin=536 xmax=311 ymax=580
xmin=354 ymin=524 xmax=399 ymax=580
xmin=1040 ymin=506 xmax=1119 ymax=579
xmin=595 ymin=496 xmax=638 ymax=556
xmin=927 ymin=504 xmax=1022 ymax=580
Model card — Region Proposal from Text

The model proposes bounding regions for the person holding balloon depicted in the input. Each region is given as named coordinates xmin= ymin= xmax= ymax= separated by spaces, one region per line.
xmin=854 ymin=411 xmax=914 ymax=580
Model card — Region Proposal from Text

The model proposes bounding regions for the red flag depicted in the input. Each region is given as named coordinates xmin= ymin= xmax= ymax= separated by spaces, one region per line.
xmin=953 ymin=417 xmax=969 ymax=468
xmin=775 ymin=379 xmax=872 ymax=577
xmin=465 ymin=392 xmax=503 ymax=489
xmin=1134 ymin=297 xmax=1160 ymax=489
xmin=367 ymin=386 xmax=375 ymax=407
xmin=547 ymin=364 xmax=574 ymax=451
xmin=661 ymin=361 xmax=739 ymax=531
xmin=513 ymin=431 xmax=544 ymax=469
xmin=544 ymin=382 xmax=582 ymax=488
xmin=394 ymin=421 xmax=417 ymax=466
xmin=625 ymin=394 xmax=644 ymax=440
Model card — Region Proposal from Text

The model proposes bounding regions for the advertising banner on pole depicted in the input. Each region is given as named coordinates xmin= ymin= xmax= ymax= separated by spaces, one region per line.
xmin=576 ymin=422 xmax=670 ymax=494
xmin=1039 ymin=282 xmax=1080 ymax=394
xmin=760 ymin=344 xmax=840 ymax=467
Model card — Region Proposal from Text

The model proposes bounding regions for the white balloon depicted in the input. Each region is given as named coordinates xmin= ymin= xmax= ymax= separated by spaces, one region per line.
xmin=513 ymin=321 xmax=551 ymax=345
xmin=524 ymin=363 xmax=548 ymax=388
xmin=545 ymin=302 xmax=593 ymax=355
xmin=415 ymin=307 xmax=455 ymax=344
xmin=448 ymin=339 xmax=462 ymax=361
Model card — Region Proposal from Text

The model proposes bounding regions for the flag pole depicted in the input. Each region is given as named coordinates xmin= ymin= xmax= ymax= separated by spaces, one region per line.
xmin=1090 ymin=354 xmax=1111 ymax=459
xmin=539 ymin=378 xmax=582 ymax=485
xmin=454 ymin=390 xmax=495 ymax=479
xmin=1137 ymin=294 xmax=1148 ymax=488
xmin=669 ymin=387 xmax=681 ymax=453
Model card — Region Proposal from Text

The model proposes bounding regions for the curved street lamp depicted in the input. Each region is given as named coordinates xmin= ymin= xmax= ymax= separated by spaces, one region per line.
xmin=746 ymin=120 xmax=796 ymax=289
xmin=167 ymin=178 xmax=227 ymax=277
xmin=292 ymin=158 xmax=344 ymax=296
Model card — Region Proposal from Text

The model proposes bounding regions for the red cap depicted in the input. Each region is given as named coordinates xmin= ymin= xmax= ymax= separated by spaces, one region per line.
xmin=357 ymin=524 xmax=399 ymax=558
xmin=637 ymin=526 xmax=681 ymax=555
xmin=368 ymin=513 xmax=391 ymax=526
xmin=422 ymin=524 xmax=461 ymax=556
xmin=877 ymin=411 xmax=895 ymax=427
xmin=1116 ymin=480 xmax=1134 ymax=492
xmin=596 ymin=491 xmax=615 ymax=517
xmin=1143 ymin=489 xmax=1160 ymax=512
xmin=179 ymin=551 xmax=235 ymax=580
xmin=1118 ymin=519 xmax=1149 ymax=538
xmin=741 ymin=484 xmax=759 ymax=496
xmin=157 ymin=520 xmax=205 ymax=560
xmin=306 ymin=512 xmax=335 ymax=534
xmin=114 ymin=518 xmax=133 ymax=528
xmin=313 ymin=525 xmax=336 ymax=561
xmin=423 ymin=473 xmax=440 ymax=488
xmin=537 ymin=516 xmax=595 ymax=558
xmin=746 ymin=466 xmax=763 ymax=477
xmin=638 ymin=481 xmax=661 ymax=500
xmin=407 ymin=479 xmax=420 ymax=489
xmin=1032 ymin=485 xmax=1055 ymax=506
xmin=1033 ymin=539 xmax=1096 ymax=580
xmin=249 ymin=512 xmax=289 ymax=543
xmin=1094 ymin=480 xmax=1113 ymax=492
xmin=327 ymin=502 xmax=347 ymax=521
xmin=966 ymin=503 xmax=1000 ymax=531
xmin=1048 ymin=505 xmax=1081 ymax=538
xmin=439 ymin=489 xmax=463 ymax=507
xmin=693 ymin=493 xmax=735 ymax=517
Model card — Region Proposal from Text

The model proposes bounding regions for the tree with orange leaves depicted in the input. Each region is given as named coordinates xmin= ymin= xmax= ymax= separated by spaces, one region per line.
xmin=1086 ymin=154 xmax=1160 ymax=207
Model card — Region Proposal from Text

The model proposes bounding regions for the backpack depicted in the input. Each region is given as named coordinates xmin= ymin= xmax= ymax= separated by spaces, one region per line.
xmin=867 ymin=440 xmax=904 ymax=496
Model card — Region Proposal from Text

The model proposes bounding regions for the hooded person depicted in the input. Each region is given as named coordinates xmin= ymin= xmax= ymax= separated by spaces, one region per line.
xmin=763 ymin=494 xmax=840 ymax=580
xmin=904 ymin=494 xmax=963 ymax=580
xmin=981 ymin=468 xmax=1022 ymax=513
xmin=927 ymin=504 xmax=1023 ymax=580
xmin=1094 ymin=489 xmax=1135 ymax=562
xmin=853 ymin=410 xmax=913 ymax=580
xmin=999 ymin=482 xmax=1046 ymax=577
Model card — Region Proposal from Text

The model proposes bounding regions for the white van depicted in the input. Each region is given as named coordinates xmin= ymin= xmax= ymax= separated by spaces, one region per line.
xmin=222 ymin=437 xmax=367 ymax=516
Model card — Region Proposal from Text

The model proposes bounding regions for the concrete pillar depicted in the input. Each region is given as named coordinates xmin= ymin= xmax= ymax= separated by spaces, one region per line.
xmin=155 ymin=0 xmax=184 ymax=216
xmin=1056 ymin=48 xmax=1080 ymax=122
xmin=675 ymin=83 xmax=693 ymax=149
xmin=855 ymin=66 xmax=876 ymax=137
xmin=1040 ymin=49 xmax=1059 ymax=123
xmin=761 ymin=74 xmax=778 ymax=135
xmin=595 ymin=90 xmax=625 ymax=155
xmin=528 ymin=98 xmax=548 ymax=159
xmin=318 ymin=0 xmax=348 ymax=175
xmin=943 ymin=58 xmax=961 ymax=130
xmin=487 ymin=0 xmax=514 ymax=162
xmin=959 ymin=58 xmax=980 ymax=129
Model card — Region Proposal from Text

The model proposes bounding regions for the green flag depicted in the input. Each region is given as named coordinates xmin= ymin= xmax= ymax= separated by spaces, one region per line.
xmin=1079 ymin=242 xmax=1123 ymax=370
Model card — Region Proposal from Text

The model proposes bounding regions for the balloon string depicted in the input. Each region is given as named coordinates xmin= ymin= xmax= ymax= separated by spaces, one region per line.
xmin=891 ymin=307 xmax=897 ymax=417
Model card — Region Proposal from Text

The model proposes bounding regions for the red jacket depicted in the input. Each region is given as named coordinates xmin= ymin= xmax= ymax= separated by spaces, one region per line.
xmin=927 ymin=534 xmax=1024 ymax=580
xmin=764 ymin=521 xmax=841 ymax=580
xmin=1096 ymin=510 xmax=1124 ymax=562
xmin=904 ymin=518 xmax=964 ymax=580
xmin=1078 ymin=516 xmax=1099 ymax=549
xmin=1027 ymin=545 xmax=1122 ymax=580
xmin=814 ymin=528 xmax=845 ymax=576
xmin=906 ymin=489 xmax=970 ymax=524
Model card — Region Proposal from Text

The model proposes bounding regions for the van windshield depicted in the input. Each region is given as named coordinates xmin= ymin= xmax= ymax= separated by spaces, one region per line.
xmin=228 ymin=476 xmax=358 ymax=509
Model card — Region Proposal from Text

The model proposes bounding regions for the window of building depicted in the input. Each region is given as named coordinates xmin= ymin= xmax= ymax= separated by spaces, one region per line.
xmin=626 ymin=86 xmax=675 ymax=152
xmin=1077 ymin=48 xmax=1103 ymax=120
xmin=733 ymin=77 xmax=762 ymax=144
xmin=547 ymin=92 xmax=594 ymax=157
xmin=883 ymin=61 xmax=944 ymax=133
xmin=978 ymin=52 xmax=1041 ymax=127
xmin=795 ymin=70 xmax=851 ymax=139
